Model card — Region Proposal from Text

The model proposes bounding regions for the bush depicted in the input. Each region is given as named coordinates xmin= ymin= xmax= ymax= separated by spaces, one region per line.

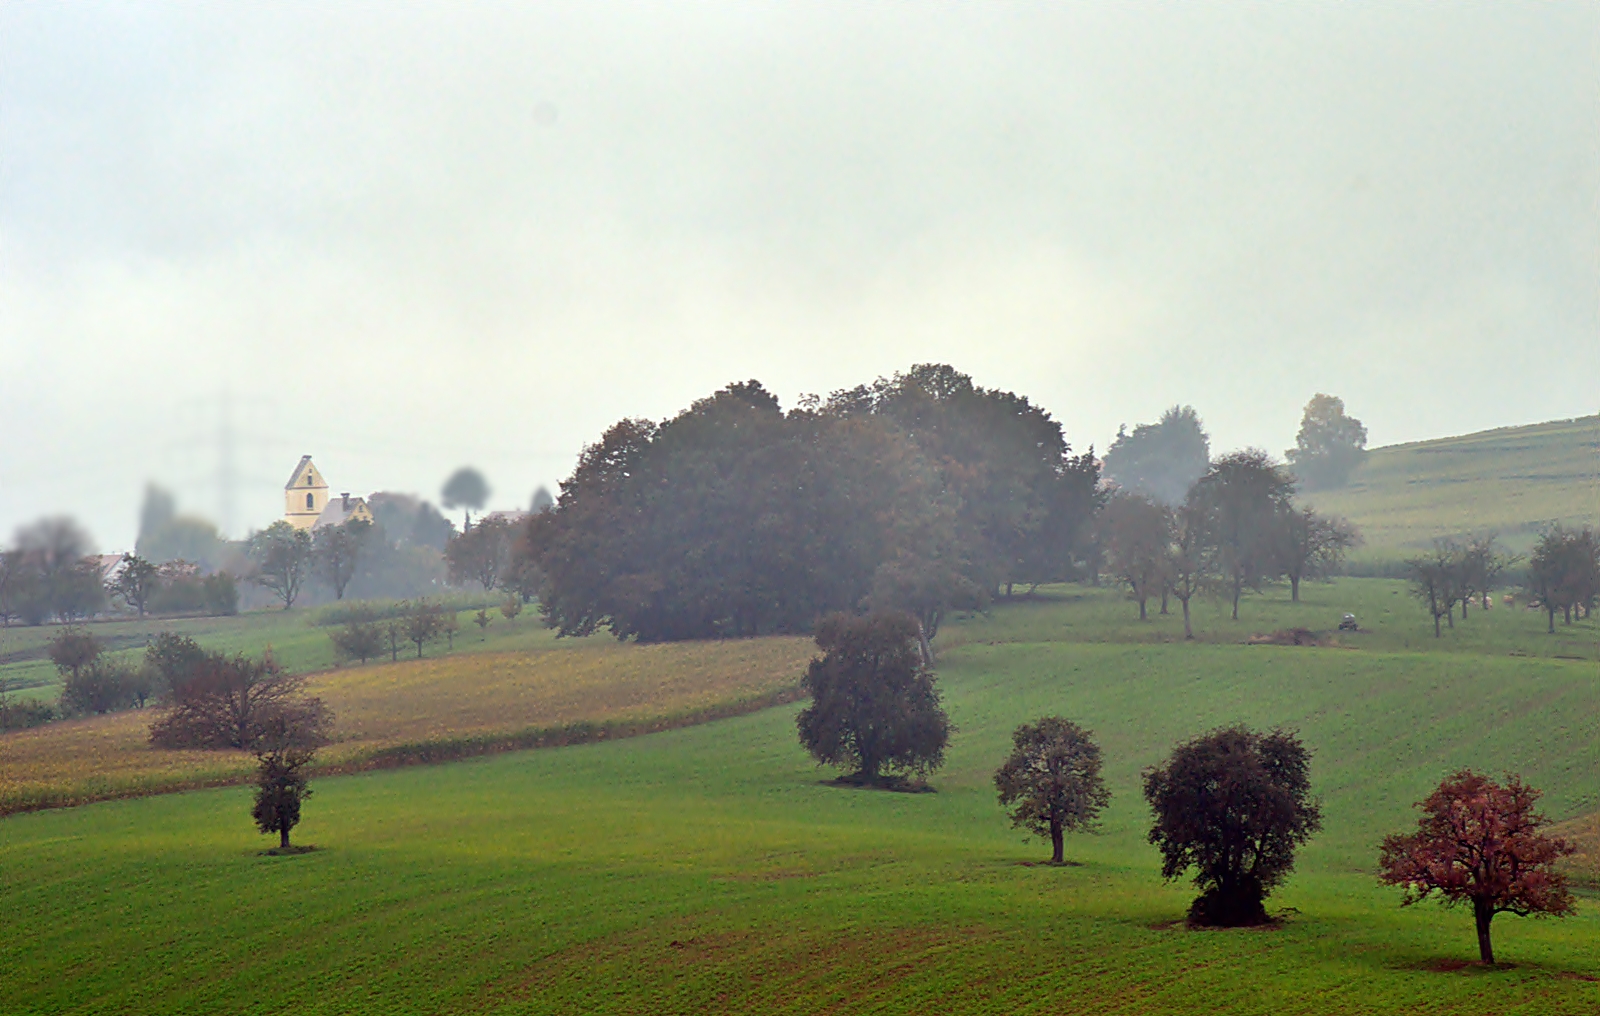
xmin=149 ymin=651 xmax=330 ymax=751
xmin=330 ymin=618 xmax=384 ymax=665
xmin=60 ymin=659 xmax=140 ymax=716
xmin=0 ymin=695 xmax=56 ymax=731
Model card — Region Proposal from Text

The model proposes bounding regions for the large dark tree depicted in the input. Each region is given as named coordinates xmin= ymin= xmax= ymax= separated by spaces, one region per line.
xmin=525 ymin=383 xmax=954 ymax=641
xmin=1143 ymin=726 xmax=1322 ymax=927
xmin=522 ymin=369 xmax=1096 ymax=642
xmin=1273 ymin=507 xmax=1359 ymax=603
xmin=1285 ymin=394 xmax=1367 ymax=491
xmin=1100 ymin=492 xmax=1170 ymax=620
xmin=249 ymin=522 xmax=313 ymax=610
xmin=1102 ymin=405 xmax=1211 ymax=506
xmin=313 ymin=518 xmax=371 ymax=601
xmin=843 ymin=364 xmax=1101 ymax=597
xmin=12 ymin=516 xmax=102 ymax=622
xmin=1191 ymin=451 xmax=1295 ymax=620
xmin=1379 ymin=771 xmax=1575 ymax=965
xmin=994 ymin=717 xmax=1110 ymax=864
xmin=445 ymin=515 xmax=513 ymax=592
xmin=796 ymin=611 xmax=951 ymax=786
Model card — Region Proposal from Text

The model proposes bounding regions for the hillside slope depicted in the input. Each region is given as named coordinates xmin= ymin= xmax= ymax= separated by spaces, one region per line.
xmin=1304 ymin=414 xmax=1599 ymax=554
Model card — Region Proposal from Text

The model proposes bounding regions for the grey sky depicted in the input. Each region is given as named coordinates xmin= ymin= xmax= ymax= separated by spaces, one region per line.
xmin=2 ymin=2 xmax=1596 ymax=551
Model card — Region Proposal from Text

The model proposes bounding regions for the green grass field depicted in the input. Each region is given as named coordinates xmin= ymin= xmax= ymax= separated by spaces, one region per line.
xmin=1 ymin=580 xmax=1597 ymax=1014
xmin=1304 ymin=414 xmax=1600 ymax=556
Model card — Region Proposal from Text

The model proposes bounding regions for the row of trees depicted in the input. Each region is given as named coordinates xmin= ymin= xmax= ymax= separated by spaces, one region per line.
xmin=326 ymin=597 xmax=522 ymax=665
xmin=1100 ymin=451 xmax=1359 ymax=634
xmin=1404 ymin=535 xmax=1513 ymax=637
xmin=1403 ymin=526 xmax=1599 ymax=637
xmin=517 ymin=367 xmax=1100 ymax=643
xmin=1526 ymin=526 xmax=1600 ymax=633
xmin=798 ymin=609 xmax=1574 ymax=959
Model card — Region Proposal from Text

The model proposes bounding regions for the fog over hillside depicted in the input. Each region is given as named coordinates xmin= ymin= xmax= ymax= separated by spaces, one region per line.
xmin=2 ymin=3 xmax=1595 ymax=549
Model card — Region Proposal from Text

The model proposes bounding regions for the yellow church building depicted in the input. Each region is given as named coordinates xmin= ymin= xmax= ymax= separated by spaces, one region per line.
xmin=283 ymin=455 xmax=373 ymax=531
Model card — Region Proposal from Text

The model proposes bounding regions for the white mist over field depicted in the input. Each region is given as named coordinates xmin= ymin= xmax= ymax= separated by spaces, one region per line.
xmin=2 ymin=3 xmax=1595 ymax=549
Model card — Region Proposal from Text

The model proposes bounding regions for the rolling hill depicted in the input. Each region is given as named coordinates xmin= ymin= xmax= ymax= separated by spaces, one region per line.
xmin=1303 ymin=414 xmax=1600 ymax=556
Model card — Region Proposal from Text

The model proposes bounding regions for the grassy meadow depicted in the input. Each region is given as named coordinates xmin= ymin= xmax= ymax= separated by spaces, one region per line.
xmin=1 ymin=579 xmax=1598 ymax=1014
xmin=1305 ymin=414 xmax=1600 ymax=556
xmin=0 ymin=602 xmax=556 ymax=702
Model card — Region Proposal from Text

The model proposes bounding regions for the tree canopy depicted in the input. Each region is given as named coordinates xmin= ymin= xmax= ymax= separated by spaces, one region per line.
xmin=1378 ymin=770 xmax=1575 ymax=965
xmin=518 ymin=367 xmax=1099 ymax=642
xmin=1143 ymin=726 xmax=1322 ymax=927
xmin=796 ymin=611 xmax=951 ymax=786
xmin=1286 ymin=393 xmax=1367 ymax=491
xmin=994 ymin=717 xmax=1110 ymax=863
xmin=1101 ymin=405 xmax=1210 ymax=505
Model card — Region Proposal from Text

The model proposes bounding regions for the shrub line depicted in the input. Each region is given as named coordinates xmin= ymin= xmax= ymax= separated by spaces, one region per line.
xmin=0 ymin=683 xmax=805 ymax=819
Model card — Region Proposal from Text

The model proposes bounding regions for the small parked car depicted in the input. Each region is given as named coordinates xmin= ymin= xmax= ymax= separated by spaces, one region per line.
xmin=1338 ymin=614 xmax=1358 ymax=632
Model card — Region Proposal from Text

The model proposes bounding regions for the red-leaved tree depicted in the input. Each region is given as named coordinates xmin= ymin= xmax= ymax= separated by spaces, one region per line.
xmin=1377 ymin=770 xmax=1576 ymax=965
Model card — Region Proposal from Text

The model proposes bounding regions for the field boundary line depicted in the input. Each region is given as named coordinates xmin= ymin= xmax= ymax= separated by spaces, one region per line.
xmin=0 ymin=683 xmax=805 ymax=820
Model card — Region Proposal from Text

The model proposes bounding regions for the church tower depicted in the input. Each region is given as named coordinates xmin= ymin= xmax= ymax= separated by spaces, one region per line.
xmin=283 ymin=455 xmax=330 ymax=530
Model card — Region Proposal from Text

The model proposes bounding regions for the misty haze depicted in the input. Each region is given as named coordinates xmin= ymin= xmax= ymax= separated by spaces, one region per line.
xmin=1 ymin=4 xmax=1597 ymax=1014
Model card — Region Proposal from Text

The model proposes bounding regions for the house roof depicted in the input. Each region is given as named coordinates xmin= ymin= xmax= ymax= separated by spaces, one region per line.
xmin=314 ymin=495 xmax=372 ymax=529
xmin=285 ymin=454 xmax=315 ymax=490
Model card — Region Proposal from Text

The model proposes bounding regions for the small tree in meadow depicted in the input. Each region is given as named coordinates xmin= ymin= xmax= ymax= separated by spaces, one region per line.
xmin=250 ymin=710 xmax=328 ymax=851
xmin=796 ymin=611 xmax=952 ymax=787
xmin=110 ymin=554 xmax=161 ymax=618
xmin=1378 ymin=770 xmax=1575 ymax=965
xmin=330 ymin=617 xmax=383 ymax=665
xmin=474 ymin=608 xmax=492 ymax=635
xmin=404 ymin=600 xmax=447 ymax=657
xmin=48 ymin=627 xmax=103 ymax=683
xmin=1143 ymin=726 xmax=1322 ymax=927
xmin=499 ymin=596 xmax=522 ymax=623
xmin=994 ymin=717 xmax=1111 ymax=864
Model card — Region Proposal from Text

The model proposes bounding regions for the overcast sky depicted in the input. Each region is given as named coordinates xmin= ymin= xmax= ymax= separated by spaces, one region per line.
xmin=2 ymin=2 xmax=1596 ymax=550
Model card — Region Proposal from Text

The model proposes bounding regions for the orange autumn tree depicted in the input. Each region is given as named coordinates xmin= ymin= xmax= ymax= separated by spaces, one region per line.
xmin=1377 ymin=770 xmax=1576 ymax=965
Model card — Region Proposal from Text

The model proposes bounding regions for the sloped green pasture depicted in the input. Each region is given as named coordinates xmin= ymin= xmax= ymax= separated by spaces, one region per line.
xmin=1 ymin=585 xmax=1598 ymax=1014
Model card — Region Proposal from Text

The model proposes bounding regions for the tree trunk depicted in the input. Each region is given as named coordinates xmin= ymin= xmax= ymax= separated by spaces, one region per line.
xmin=1564 ymin=605 xmax=1572 ymax=624
xmin=1160 ymin=588 xmax=1169 ymax=614
xmin=1051 ymin=821 xmax=1064 ymax=864
xmin=1474 ymin=900 xmax=1495 ymax=965
xmin=1445 ymin=607 xmax=1454 ymax=629
xmin=1461 ymin=599 xmax=1468 ymax=620
xmin=1231 ymin=587 xmax=1240 ymax=621
xmin=1434 ymin=611 xmax=1441 ymax=638
xmin=1547 ymin=606 xmax=1556 ymax=634
xmin=1138 ymin=598 xmax=1147 ymax=621
xmin=1181 ymin=598 xmax=1193 ymax=640
xmin=280 ymin=826 xmax=290 ymax=850
xmin=1290 ymin=575 xmax=1300 ymax=603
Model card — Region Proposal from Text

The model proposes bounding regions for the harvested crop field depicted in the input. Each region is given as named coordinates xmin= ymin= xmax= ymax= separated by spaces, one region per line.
xmin=0 ymin=636 xmax=814 ymax=815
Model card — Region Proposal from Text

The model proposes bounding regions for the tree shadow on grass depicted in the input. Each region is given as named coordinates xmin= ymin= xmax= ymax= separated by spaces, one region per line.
xmin=257 ymin=844 xmax=318 ymax=857
xmin=819 ymin=775 xmax=936 ymax=794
